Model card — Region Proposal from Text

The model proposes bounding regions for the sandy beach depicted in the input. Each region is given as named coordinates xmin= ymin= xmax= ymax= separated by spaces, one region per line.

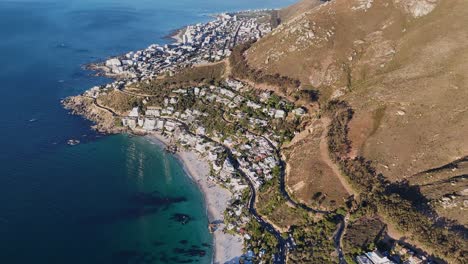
xmin=146 ymin=133 xmax=243 ymax=264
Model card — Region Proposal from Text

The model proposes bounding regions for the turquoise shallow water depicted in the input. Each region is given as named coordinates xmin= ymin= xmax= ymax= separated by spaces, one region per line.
xmin=1 ymin=135 xmax=212 ymax=263
xmin=0 ymin=0 xmax=295 ymax=263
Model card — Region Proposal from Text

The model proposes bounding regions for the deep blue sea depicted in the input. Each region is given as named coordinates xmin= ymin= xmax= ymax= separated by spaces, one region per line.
xmin=0 ymin=0 xmax=294 ymax=263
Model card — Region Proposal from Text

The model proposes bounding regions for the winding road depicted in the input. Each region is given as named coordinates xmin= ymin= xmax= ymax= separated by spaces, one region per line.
xmin=154 ymin=117 xmax=289 ymax=263
xmin=85 ymin=91 xmax=348 ymax=263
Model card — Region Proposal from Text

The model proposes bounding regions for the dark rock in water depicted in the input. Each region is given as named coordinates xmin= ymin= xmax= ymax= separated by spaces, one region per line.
xmin=90 ymin=191 xmax=188 ymax=222
xmin=83 ymin=192 xmax=189 ymax=225
xmin=173 ymin=247 xmax=206 ymax=257
xmin=170 ymin=213 xmax=191 ymax=225
xmin=67 ymin=139 xmax=80 ymax=146
xmin=201 ymin=242 xmax=211 ymax=248
xmin=179 ymin=239 xmax=189 ymax=245
xmin=130 ymin=192 xmax=187 ymax=207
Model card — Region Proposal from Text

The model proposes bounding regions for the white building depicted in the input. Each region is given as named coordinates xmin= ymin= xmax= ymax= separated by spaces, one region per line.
xmin=156 ymin=120 xmax=165 ymax=130
xmin=145 ymin=106 xmax=161 ymax=117
xmin=143 ymin=118 xmax=156 ymax=131
xmin=128 ymin=107 xmax=139 ymax=117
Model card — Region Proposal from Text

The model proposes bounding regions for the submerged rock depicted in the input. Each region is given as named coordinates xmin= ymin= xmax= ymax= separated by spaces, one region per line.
xmin=170 ymin=213 xmax=191 ymax=225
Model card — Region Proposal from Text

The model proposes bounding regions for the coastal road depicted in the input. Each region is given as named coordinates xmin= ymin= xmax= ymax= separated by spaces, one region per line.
xmin=163 ymin=109 xmax=346 ymax=263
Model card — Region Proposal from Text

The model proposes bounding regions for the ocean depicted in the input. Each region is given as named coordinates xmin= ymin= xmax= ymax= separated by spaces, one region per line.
xmin=0 ymin=0 xmax=294 ymax=263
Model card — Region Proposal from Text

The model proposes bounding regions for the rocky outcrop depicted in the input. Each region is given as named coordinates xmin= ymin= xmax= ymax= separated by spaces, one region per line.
xmin=62 ymin=96 xmax=125 ymax=134
xmin=394 ymin=0 xmax=439 ymax=17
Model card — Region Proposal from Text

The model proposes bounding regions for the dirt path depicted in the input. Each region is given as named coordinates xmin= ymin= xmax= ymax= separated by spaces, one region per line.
xmin=319 ymin=117 xmax=356 ymax=197
xmin=84 ymin=95 xmax=123 ymax=117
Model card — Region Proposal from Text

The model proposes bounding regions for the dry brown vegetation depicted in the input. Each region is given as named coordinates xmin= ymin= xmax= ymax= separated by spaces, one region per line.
xmin=324 ymin=101 xmax=467 ymax=263
xmin=137 ymin=62 xmax=226 ymax=94
xmin=242 ymin=0 xmax=467 ymax=244
xmin=247 ymin=0 xmax=468 ymax=179
xmin=97 ymin=90 xmax=139 ymax=115
xmin=229 ymin=41 xmax=301 ymax=93
xmin=283 ymin=118 xmax=349 ymax=211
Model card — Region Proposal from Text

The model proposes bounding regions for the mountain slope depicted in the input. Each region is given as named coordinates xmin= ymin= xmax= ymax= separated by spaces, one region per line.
xmin=244 ymin=0 xmax=468 ymax=227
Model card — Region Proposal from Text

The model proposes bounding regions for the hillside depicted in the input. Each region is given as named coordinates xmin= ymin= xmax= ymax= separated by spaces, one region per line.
xmin=234 ymin=0 xmax=468 ymax=261
xmin=245 ymin=0 xmax=467 ymax=225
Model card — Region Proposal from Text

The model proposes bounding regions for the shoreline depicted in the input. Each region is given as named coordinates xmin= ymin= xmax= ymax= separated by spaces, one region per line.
xmin=164 ymin=27 xmax=186 ymax=43
xmin=64 ymin=8 xmax=283 ymax=263
xmin=145 ymin=133 xmax=243 ymax=264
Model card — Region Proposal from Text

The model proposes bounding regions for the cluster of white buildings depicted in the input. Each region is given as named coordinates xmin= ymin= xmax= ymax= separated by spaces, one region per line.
xmin=182 ymin=13 xmax=271 ymax=56
xmin=75 ymin=9 xmax=303 ymax=262
xmin=119 ymin=80 xmax=305 ymax=191
xmin=100 ymin=11 xmax=272 ymax=84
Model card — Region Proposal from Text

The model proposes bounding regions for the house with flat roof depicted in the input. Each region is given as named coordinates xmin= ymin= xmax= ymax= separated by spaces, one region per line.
xmin=357 ymin=251 xmax=397 ymax=264
xmin=356 ymin=255 xmax=373 ymax=264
